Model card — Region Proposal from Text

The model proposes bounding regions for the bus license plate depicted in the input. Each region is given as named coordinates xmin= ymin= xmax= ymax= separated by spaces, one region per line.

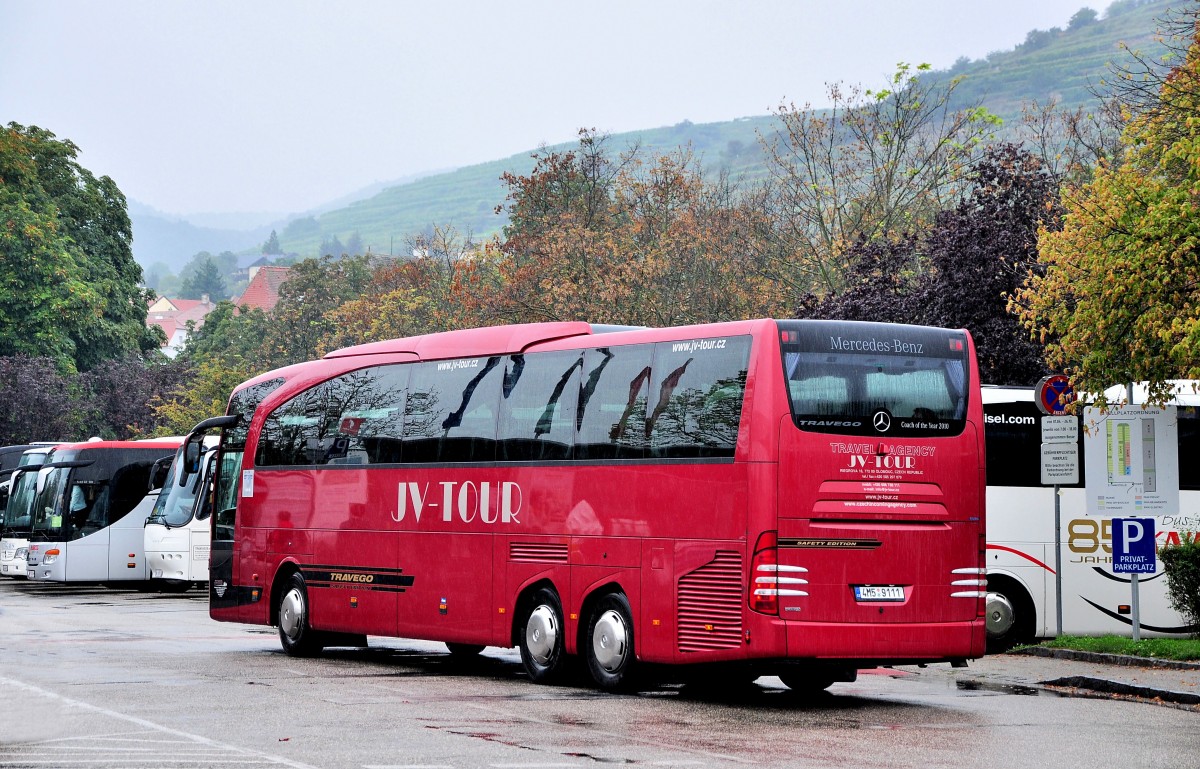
xmin=854 ymin=585 xmax=905 ymax=601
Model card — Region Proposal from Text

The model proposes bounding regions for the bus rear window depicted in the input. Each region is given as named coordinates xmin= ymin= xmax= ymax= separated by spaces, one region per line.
xmin=779 ymin=320 xmax=970 ymax=437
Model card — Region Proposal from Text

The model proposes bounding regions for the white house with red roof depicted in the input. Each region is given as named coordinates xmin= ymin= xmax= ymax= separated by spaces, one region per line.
xmin=146 ymin=295 xmax=219 ymax=358
xmin=233 ymin=265 xmax=290 ymax=312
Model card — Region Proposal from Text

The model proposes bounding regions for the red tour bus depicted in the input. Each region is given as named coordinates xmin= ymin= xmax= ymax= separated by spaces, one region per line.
xmin=190 ymin=319 xmax=986 ymax=691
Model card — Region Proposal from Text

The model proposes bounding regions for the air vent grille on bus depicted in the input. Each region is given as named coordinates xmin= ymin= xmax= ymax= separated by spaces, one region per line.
xmin=678 ymin=550 xmax=744 ymax=653
xmin=508 ymin=542 xmax=569 ymax=563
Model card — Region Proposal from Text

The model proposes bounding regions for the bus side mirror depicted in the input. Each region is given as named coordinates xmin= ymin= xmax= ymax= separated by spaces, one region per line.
xmin=194 ymin=454 xmax=218 ymax=522
xmin=149 ymin=457 xmax=172 ymax=491
xmin=182 ymin=437 xmax=203 ymax=477
xmin=181 ymin=415 xmax=240 ymax=482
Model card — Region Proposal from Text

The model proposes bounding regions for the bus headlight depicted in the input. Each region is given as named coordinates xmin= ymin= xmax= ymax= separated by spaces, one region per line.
xmin=42 ymin=548 xmax=60 ymax=565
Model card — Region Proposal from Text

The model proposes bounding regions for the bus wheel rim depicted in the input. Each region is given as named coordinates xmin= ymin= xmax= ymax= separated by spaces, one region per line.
xmin=526 ymin=604 xmax=559 ymax=665
xmin=985 ymin=592 xmax=1015 ymax=638
xmin=591 ymin=609 xmax=628 ymax=672
xmin=281 ymin=588 xmax=305 ymax=639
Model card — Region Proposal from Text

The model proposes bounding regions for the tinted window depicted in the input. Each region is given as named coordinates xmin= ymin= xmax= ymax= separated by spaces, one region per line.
xmin=256 ymin=367 xmax=408 ymax=466
xmin=982 ymin=400 xmax=1085 ymax=488
xmin=1179 ymin=406 xmax=1199 ymax=492
xmin=780 ymin=320 xmax=970 ymax=437
xmin=498 ymin=352 xmax=582 ymax=461
xmin=403 ymin=357 xmax=503 ymax=463
xmin=226 ymin=378 xmax=286 ymax=449
xmin=576 ymin=345 xmax=653 ymax=460
xmin=648 ymin=336 xmax=750 ymax=458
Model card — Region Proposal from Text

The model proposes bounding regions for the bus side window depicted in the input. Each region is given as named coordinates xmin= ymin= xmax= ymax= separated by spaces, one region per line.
xmin=498 ymin=351 xmax=582 ymax=461
xmin=403 ymin=357 xmax=503 ymax=464
xmin=983 ymin=401 xmax=1051 ymax=488
xmin=1178 ymin=406 xmax=1199 ymax=492
xmin=647 ymin=337 xmax=751 ymax=459
xmin=257 ymin=366 xmax=408 ymax=467
xmin=576 ymin=345 xmax=654 ymax=461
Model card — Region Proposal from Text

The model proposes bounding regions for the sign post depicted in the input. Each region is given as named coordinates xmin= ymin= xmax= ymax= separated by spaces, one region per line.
xmin=1036 ymin=375 xmax=1076 ymax=637
xmin=1039 ymin=412 xmax=1079 ymax=636
xmin=1112 ymin=517 xmax=1157 ymax=641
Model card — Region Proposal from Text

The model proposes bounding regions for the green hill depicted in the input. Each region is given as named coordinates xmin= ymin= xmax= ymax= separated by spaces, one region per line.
xmin=279 ymin=0 xmax=1178 ymax=258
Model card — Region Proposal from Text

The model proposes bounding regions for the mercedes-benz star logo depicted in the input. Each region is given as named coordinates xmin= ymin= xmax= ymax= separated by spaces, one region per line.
xmin=872 ymin=410 xmax=892 ymax=433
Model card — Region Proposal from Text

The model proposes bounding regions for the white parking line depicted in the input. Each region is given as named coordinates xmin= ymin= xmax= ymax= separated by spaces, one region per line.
xmin=0 ymin=676 xmax=321 ymax=769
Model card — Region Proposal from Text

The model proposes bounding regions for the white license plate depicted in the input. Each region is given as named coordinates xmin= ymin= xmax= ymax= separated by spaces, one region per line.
xmin=854 ymin=585 xmax=905 ymax=601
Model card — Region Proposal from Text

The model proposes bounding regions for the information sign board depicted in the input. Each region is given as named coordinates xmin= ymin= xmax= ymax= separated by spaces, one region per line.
xmin=1084 ymin=406 xmax=1180 ymax=516
xmin=1041 ymin=415 xmax=1078 ymax=444
xmin=1041 ymin=443 xmax=1079 ymax=485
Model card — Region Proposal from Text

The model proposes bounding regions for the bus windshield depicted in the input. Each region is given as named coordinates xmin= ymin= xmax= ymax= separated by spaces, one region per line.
xmin=779 ymin=320 xmax=970 ymax=437
xmin=29 ymin=466 xmax=73 ymax=541
xmin=147 ymin=448 xmax=200 ymax=528
xmin=2 ymin=470 xmax=41 ymax=534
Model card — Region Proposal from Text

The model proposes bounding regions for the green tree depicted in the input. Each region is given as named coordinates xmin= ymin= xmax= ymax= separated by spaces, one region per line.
xmin=179 ymin=256 xmax=229 ymax=300
xmin=262 ymin=254 xmax=373 ymax=365
xmin=760 ymin=64 xmax=1000 ymax=302
xmin=1013 ymin=22 xmax=1200 ymax=405
xmin=263 ymin=229 xmax=283 ymax=254
xmin=0 ymin=123 xmax=159 ymax=371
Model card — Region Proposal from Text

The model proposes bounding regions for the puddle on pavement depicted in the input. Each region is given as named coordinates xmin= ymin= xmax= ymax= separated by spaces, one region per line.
xmin=956 ymin=679 xmax=1058 ymax=697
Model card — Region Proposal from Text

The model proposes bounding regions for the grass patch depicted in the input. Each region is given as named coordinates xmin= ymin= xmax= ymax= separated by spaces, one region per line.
xmin=1030 ymin=635 xmax=1200 ymax=661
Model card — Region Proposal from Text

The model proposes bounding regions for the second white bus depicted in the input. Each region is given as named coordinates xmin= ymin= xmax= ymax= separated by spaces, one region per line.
xmin=983 ymin=383 xmax=1199 ymax=648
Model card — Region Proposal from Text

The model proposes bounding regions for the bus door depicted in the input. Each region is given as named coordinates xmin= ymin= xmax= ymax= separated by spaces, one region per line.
xmin=63 ymin=480 xmax=111 ymax=580
xmin=210 ymin=449 xmax=244 ymax=618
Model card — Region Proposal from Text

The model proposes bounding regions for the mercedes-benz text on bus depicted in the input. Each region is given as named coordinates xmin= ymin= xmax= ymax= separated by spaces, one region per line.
xmin=25 ymin=439 xmax=181 ymax=583
xmin=191 ymin=320 xmax=986 ymax=691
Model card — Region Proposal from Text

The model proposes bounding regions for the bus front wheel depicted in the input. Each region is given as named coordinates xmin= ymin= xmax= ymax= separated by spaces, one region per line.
xmin=585 ymin=593 xmax=637 ymax=691
xmin=278 ymin=572 xmax=324 ymax=657
xmin=519 ymin=587 xmax=567 ymax=683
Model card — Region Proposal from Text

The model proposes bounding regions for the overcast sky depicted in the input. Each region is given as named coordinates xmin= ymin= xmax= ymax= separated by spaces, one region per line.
xmin=2 ymin=0 xmax=1108 ymax=220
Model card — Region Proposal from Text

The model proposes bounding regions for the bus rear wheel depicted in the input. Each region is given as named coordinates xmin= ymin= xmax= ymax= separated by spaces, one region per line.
xmin=278 ymin=572 xmax=324 ymax=657
xmin=585 ymin=593 xmax=637 ymax=691
xmin=519 ymin=587 xmax=567 ymax=683
xmin=446 ymin=642 xmax=485 ymax=657
xmin=778 ymin=666 xmax=853 ymax=693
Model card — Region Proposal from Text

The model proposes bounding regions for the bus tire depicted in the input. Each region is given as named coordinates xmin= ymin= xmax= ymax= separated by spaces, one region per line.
xmin=278 ymin=572 xmax=324 ymax=657
xmin=986 ymin=576 xmax=1035 ymax=653
xmin=519 ymin=587 xmax=567 ymax=683
xmin=778 ymin=669 xmax=840 ymax=693
xmin=584 ymin=592 xmax=637 ymax=691
xmin=446 ymin=642 xmax=485 ymax=657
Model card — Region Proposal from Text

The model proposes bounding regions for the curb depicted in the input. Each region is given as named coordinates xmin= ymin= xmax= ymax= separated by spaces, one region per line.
xmin=1010 ymin=645 xmax=1200 ymax=671
xmin=1041 ymin=675 xmax=1200 ymax=708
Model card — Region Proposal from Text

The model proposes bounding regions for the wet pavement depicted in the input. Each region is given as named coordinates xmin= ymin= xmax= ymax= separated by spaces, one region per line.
xmin=960 ymin=647 xmax=1200 ymax=710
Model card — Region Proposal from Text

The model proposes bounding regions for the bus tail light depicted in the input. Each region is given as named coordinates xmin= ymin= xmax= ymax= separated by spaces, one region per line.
xmin=751 ymin=531 xmax=779 ymax=615
xmin=950 ymin=567 xmax=987 ymax=615
xmin=43 ymin=548 xmax=61 ymax=565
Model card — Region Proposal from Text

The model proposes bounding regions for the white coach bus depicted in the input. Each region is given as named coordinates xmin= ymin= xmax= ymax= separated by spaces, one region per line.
xmin=983 ymin=382 xmax=1199 ymax=649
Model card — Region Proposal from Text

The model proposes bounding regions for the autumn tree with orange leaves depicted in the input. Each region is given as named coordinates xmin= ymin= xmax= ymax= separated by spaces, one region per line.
xmin=1013 ymin=16 xmax=1200 ymax=405
xmin=487 ymin=131 xmax=786 ymax=327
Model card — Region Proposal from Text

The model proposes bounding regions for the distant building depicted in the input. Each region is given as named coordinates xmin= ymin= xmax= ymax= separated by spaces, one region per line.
xmin=146 ymin=295 xmax=218 ymax=358
xmin=233 ymin=265 xmax=290 ymax=312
